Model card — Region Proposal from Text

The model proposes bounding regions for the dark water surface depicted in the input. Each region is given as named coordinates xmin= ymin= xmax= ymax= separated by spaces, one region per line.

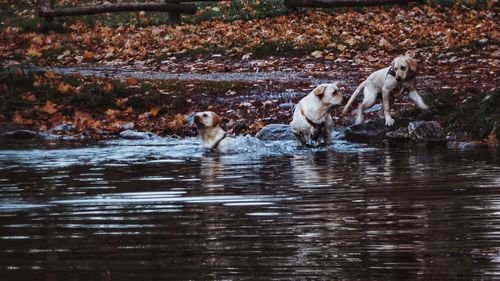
xmin=0 ymin=138 xmax=499 ymax=280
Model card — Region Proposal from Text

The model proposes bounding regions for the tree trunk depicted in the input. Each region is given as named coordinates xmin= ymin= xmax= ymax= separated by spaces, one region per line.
xmin=39 ymin=3 xmax=197 ymax=20
xmin=285 ymin=0 xmax=423 ymax=8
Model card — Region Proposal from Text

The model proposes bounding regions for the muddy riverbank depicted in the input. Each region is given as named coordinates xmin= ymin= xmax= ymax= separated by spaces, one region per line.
xmin=1 ymin=61 xmax=499 ymax=145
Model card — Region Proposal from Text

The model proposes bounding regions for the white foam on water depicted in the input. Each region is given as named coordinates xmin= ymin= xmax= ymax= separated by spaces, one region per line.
xmin=0 ymin=136 xmax=375 ymax=168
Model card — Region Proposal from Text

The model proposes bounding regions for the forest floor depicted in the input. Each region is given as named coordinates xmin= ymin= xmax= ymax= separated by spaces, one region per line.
xmin=1 ymin=1 xmax=498 ymax=144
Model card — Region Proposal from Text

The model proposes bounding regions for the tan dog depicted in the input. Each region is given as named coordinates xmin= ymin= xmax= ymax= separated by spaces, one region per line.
xmin=189 ymin=111 xmax=229 ymax=150
xmin=343 ymin=55 xmax=430 ymax=126
xmin=290 ymin=83 xmax=344 ymax=147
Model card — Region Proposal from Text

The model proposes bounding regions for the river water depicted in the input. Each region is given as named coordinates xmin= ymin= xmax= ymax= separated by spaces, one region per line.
xmin=0 ymin=138 xmax=499 ymax=280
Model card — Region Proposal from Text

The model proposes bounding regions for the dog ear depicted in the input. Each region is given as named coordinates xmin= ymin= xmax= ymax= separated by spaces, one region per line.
xmin=334 ymin=81 xmax=342 ymax=89
xmin=211 ymin=113 xmax=221 ymax=127
xmin=313 ymin=85 xmax=326 ymax=97
xmin=406 ymin=50 xmax=416 ymax=57
xmin=406 ymin=57 xmax=417 ymax=73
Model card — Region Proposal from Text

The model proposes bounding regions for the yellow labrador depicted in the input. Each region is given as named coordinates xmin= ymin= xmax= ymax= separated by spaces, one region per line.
xmin=290 ymin=83 xmax=344 ymax=147
xmin=189 ymin=111 xmax=229 ymax=150
xmin=343 ymin=55 xmax=430 ymax=126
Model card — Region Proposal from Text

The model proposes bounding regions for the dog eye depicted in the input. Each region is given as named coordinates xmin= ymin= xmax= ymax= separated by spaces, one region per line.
xmin=401 ymin=66 xmax=406 ymax=70
xmin=202 ymin=113 xmax=208 ymax=117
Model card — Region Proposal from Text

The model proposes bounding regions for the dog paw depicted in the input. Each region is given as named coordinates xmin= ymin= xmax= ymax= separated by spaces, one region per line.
xmin=385 ymin=117 xmax=395 ymax=126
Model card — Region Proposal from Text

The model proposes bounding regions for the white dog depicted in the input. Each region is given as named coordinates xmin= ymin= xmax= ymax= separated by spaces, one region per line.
xmin=290 ymin=83 xmax=344 ymax=147
xmin=343 ymin=55 xmax=430 ymax=126
xmin=189 ymin=111 xmax=230 ymax=151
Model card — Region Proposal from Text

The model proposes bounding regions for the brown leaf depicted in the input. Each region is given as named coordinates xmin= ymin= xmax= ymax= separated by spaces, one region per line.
xmin=42 ymin=100 xmax=58 ymax=115
xmin=104 ymin=82 xmax=113 ymax=92
xmin=105 ymin=109 xmax=120 ymax=118
xmin=58 ymin=82 xmax=72 ymax=93
xmin=22 ymin=93 xmax=37 ymax=102
xmin=126 ymin=77 xmax=139 ymax=86
xmin=12 ymin=111 xmax=27 ymax=124
xmin=175 ymin=113 xmax=186 ymax=125
xmin=149 ymin=106 xmax=161 ymax=117
xmin=27 ymin=48 xmax=42 ymax=57
xmin=487 ymin=131 xmax=499 ymax=146
xmin=83 ymin=51 xmax=94 ymax=60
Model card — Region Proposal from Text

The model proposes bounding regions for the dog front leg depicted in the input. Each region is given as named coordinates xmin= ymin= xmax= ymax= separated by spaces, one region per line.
xmin=382 ymin=87 xmax=395 ymax=126
xmin=322 ymin=127 xmax=332 ymax=145
xmin=294 ymin=132 xmax=307 ymax=147
xmin=409 ymin=89 xmax=430 ymax=111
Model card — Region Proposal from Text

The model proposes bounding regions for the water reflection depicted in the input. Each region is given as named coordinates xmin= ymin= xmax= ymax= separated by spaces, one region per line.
xmin=0 ymin=139 xmax=499 ymax=280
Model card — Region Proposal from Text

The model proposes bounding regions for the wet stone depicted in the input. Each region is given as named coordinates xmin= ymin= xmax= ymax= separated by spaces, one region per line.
xmin=0 ymin=130 xmax=40 ymax=139
xmin=256 ymin=124 xmax=345 ymax=141
xmin=385 ymin=127 xmax=410 ymax=142
xmin=279 ymin=103 xmax=295 ymax=110
xmin=408 ymin=121 xmax=447 ymax=144
xmin=345 ymin=118 xmax=411 ymax=143
xmin=119 ymin=130 xmax=157 ymax=140
xmin=448 ymin=141 xmax=487 ymax=149
xmin=256 ymin=124 xmax=295 ymax=141
xmin=48 ymin=124 xmax=75 ymax=133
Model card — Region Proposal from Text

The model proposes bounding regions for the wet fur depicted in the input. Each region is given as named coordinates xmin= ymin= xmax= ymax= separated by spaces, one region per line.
xmin=290 ymin=83 xmax=344 ymax=147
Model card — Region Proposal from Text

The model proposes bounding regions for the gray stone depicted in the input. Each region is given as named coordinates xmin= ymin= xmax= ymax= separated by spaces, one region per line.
xmin=119 ymin=130 xmax=157 ymax=140
xmin=345 ymin=118 xmax=411 ymax=143
xmin=256 ymin=124 xmax=295 ymax=141
xmin=408 ymin=121 xmax=446 ymax=143
xmin=0 ymin=130 xmax=40 ymax=139
xmin=364 ymin=103 xmax=383 ymax=113
xmin=256 ymin=124 xmax=344 ymax=141
xmin=279 ymin=103 xmax=295 ymax=110
xmin=48 ymin=124 xmax=75 ymax=133
xmin=121 ymin=122 xmax=135 ymax=130
xmin=385 ymin=127 xmax=410 ymax=141
xmin=448 ymin=141 xmax=486 ymax=149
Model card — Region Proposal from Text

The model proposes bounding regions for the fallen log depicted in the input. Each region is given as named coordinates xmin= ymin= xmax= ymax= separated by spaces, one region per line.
xmin=39 ymin=2 xmax=197 ymax=20
xmin=285 ymin=0 xmax=424 ymax=8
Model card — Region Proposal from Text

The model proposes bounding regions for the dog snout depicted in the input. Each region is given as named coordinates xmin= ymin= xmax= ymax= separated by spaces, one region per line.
xmin=395 ymin=76 xmax=402 ymax=82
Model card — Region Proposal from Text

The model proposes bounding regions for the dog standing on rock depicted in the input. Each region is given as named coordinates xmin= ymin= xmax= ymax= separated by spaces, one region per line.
xmin=290 ymin=82 xmax=344 ymax=147
xmin=343 ymin=55 xmax=430 ymax=126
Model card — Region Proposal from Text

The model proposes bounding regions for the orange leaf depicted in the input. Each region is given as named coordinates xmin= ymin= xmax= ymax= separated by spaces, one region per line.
xmin=150 ymin=106 xmax=161 ymax=117
xmin=58 ymin=82 xmax=72 ymax=93
xmin=12 ymin=111 xmax=26 ymax=124
xmin=487 ymin=131 xmax=499 ymax=146
xmin=174 ymin=113 xmax=186 ymax=125
xmin=105 ymin=109 xmax=120 ymax=118
xmin=83 ymin=51 xmax=94 ymax=60
xmin=104 ymin=82 xmax=113 ymax=92
xmin=126 ymin=77 xmax=139 ymax=85
xmin=27 ymin=48 xmax=42 ymax=57
xmin=45 ymin=71 xmax=56 ymax=79
xmin=42 ymin=100 xmax=58 ymax=115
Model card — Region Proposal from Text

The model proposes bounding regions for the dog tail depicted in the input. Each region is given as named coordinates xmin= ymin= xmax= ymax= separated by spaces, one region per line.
xmin=342 ymin=80 xmax=367 ymax=114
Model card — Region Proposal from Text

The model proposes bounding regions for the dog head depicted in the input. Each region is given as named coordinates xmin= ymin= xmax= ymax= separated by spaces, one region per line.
xmin=190 ymin=111 xmax=221 ymax=129
xmin=391 ymin=55 xmax=418 ymax=82
xmin=313 ymin=82 xmax=344 ymax=106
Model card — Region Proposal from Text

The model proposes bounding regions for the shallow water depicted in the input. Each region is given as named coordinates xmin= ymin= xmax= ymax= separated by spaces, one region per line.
xmin=0 ymin=138 xmax=499 ymax=280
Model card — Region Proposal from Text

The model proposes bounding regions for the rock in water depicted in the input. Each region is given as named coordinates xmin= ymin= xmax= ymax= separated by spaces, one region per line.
xmin=345 ymin=118 xmax=411 ymax=143
xmin=48 ymin=124 xmax=75 ymax=133
xmin=119 ymin=130 xmax=157 ymax=140
xmin=385 ymin=127 xmax=410 ymax=142
xmin=256 ymin=124 xmax=344 ymax=141
xmin=408 ymin=121 xmax=446 ymax=144
xmin=256 ymin=124 xmax=295 ymax=141
xmin=0 ymin=130 xmax=40 ymax=139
